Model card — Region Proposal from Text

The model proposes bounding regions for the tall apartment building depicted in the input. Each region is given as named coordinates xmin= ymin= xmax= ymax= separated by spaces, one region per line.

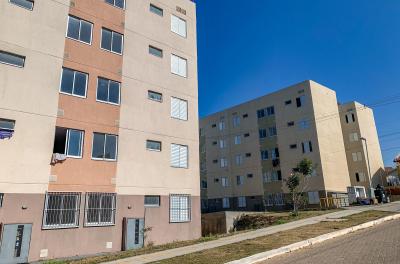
xmin=200 ymin=80 xmax=384 ymax=212
xmin=0 ymin=0 xmax=199 ymax=262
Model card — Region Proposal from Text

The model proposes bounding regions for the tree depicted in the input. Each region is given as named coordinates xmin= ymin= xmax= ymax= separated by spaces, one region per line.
xmin=285 ymin=158 xmax=313 ymax=216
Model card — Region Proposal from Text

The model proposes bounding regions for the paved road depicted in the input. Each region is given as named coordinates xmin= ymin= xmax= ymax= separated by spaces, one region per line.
xmin=263 ymin=219 xmax=400 ymax=264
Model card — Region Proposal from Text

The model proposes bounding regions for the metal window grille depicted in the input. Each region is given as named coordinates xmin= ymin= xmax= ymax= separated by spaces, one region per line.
xmin=169 ymin=194 xmax=191 ymax=223
xmin=144 ymin=195 xmax=160 ymax=207
xmin=43 ymin=192 xmax=81 ymax=229
xmin=85 ymin=193 xmax=116 ymax=226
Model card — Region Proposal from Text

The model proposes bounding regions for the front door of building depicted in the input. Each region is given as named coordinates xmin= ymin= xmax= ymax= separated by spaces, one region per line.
xmin=123 ymin=218 xmax=144 ymax=250
xmin=0 ymin=224 xmax=32 ymax=264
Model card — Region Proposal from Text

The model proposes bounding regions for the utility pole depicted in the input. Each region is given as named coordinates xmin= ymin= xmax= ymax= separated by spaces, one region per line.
xmin=361 ymin=137 xmax=374 ymax=198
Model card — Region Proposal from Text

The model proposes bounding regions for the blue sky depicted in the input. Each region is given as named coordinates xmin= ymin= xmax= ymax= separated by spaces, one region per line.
xmin=196 ymin=0 xmax=400 ymax=166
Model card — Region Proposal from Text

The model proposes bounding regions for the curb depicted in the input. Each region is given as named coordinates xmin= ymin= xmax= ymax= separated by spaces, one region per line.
xmin=226 ymin=213 xmax=400 ymax=264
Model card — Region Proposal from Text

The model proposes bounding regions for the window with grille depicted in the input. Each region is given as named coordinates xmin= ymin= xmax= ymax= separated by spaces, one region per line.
xmin=42 ymin=192 xmax=81 ymax=229
xmin=170 ymin=194 xmax=191 ymax=223
xmin=85 ymin=193 xmax=116 ymax=226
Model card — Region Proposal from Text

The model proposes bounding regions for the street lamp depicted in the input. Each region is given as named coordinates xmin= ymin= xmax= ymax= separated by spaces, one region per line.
xmin=361 ymin=137 xmax=374 ymax=198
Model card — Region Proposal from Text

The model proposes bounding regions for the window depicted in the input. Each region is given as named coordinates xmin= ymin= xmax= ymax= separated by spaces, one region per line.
xmin=144 ymin=195 xmax=160 ymax=207
xmin=221 ymin=177 xmax=229 ymax=187
xmin=201 ymin=180 xmax=207 ymax=189
xmin=302 ymin=141 xmax=313 ymax=153
xmin=101 ymin=28 xmax=123 ymax=54
xmin=299 ymin=119 xmax=310 ymax=129
xmin=9 ymin=0 xmax=34 ymax=10
xmin=235 ymin=155 xmax=243 ymax=165
xmin=146 ymin=140 xmax=161 ymax=151
xmin=236 ymin=175 xmax=244 ymax=185
xmin=352 ymin=152 xmax=363 ymax=162
xmin=275 ymin=193 xmax=284 ymax=205
xmin=232 ymin=115 xmax=240 ymax=127
xmin=0 ymin=193 xmax=3 ymax=207
xmin=296 ymin=95 xmax=305 ymax=107
xmin=92 ymin=133 xmax=118 ymax=161
xmin=259 ymin=129 xmax=267 ymax=139
xmin=218 ymin=119 xmax=225 ymax=131
xmin=269 ymin=127 xmax=277 ymax=137
xmin=148 ymin=90 xmax=162 ymax=102
xmin=355 ymin=172 xmax=366 ymax=182
xmin=170 ymin=144 xmax=188 ymax=168
xmin=308 ymin=191 xmax=320 ymax=204
xmin=285 ymin=99 xmax=292 ymax=105
xmin=263 ymin=172 xmax=270 ymax=183
xmin=67 ymin=16 xmax=93 ymax=44
xmin=149 ymin=45 xmax=163 ymax=58
xmin=261 ymin=150 xmax=269 ymax=160
xmin=272 ymin=148 xmax=280 ymax=159
xmin=0 ymin=51 xmax=25 ymax=67
xmin=60 ymin=68 xmax=88 ymax=97
xmin=105 ymin=0 xmax=124 ymax=9
xmin=53 ymin=127 xmax=84 ymax=158
xmin=234 ymin=135 xmax=241 ymax=145
xmin=150 ymin=4 xmax=163 ymax=16
xmin=220 ymin=158 xmax=228 ymax=168
xmin=222 ymin=197 xmax=230 ymax=209
xmin=97 ymin=77 xmax=120 ymax=105
xmin=349 ymin=132 xmax=359 ymax=142
xmin=219 ymin=139 xmax=227 ymax=149
xmin=0 ymin=119 xmax=15 ymax=139
xmin=43 ymin=192 xmax=81 ymax=229
xmin=290 ymin=144 xmax=297 ymax=149
xmin=345 ymin=113 xmax=356 ymax=123
xmin=85 ymin=193 xmax=116 ymax=226
xmin=171 ymin=15 xmax=187 ymax=38
xmin=170 ymin=194 xmax=191 ymax=222
xmin=171 ymin=54 xmax=187 ymax=77
xmin=171 ymin=97 xmax=188 ymax=120
xmin=238 ymin=197 xmax=246 ymax=208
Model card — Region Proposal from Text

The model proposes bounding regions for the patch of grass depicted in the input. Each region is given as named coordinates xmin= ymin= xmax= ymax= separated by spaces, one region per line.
xmin=150 ymin=210 xmax=394 ymax=264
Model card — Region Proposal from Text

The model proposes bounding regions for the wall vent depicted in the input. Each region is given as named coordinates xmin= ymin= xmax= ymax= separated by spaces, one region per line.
xmin=57 ymin=109 xmax=64 ymax=117
xmin=176 ymin=6 xmax=186 ymax=15
xmin=70 ymin=1 xmax=75 ymax=7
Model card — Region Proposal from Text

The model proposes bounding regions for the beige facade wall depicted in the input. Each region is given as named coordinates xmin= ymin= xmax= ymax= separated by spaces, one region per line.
xmin=0 ymin=0 xmax=69 ymax=193
xmin=340 ymin=102 xmax=384 ymax=189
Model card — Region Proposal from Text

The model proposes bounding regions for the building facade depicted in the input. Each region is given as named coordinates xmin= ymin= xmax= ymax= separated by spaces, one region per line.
xmin=0 ymin=0 xmax=200 ymax=262
xmin=200 ymin=80 xmax=384 ymax=212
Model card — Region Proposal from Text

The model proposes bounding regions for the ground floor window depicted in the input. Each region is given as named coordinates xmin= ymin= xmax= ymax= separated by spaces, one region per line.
xmin=42 ymin=192 xmax=81 ymax=229
xmin=308 ymin=191 xmax=320 ymax=204
xmin=170 ymin=194 xmax=191 ymax=223
xmin=85 ymin=193 xmax=116 ymax=226
xmin=222 ymin=197 xmax=230 ymax=208
xmin=238 ymin=196 xmax=246 ymax=208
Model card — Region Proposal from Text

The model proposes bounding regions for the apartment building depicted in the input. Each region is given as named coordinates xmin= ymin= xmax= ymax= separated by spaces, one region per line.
xmin=0 ymin=0 xmax=199 ymax=262
xmin=340 ymin=102 xmax=385 ymax=191
xmin=200 ymin=80 xmax=383 ymax=212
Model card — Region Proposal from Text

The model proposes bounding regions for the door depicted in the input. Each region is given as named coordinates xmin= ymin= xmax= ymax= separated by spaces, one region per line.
xmin=123 ymin=218 xmax=144 ymax=250
xmin=0 ymin=224 xmax=32 ymax=264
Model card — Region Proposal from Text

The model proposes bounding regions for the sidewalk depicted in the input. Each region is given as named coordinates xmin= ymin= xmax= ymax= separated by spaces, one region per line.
xmin=106 ymin=202 xmax=400 ymax=264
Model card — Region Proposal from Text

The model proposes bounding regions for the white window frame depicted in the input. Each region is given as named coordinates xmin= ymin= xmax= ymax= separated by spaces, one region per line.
xmin=235 ymin=154 xmax=243 ymax=166
xmin=105 ymin=0 xmax=125 ymax=9
xmin=170 ymin=143 xmax=188 ymax=168
xmin=232 ymin=115 xmax=240 ymax=127
xmin=171 ymin=54 xmax=187 ymax=77
xmin=349 ymin=132 xmax=359 ymax=142
xmin=66 ymin=15 xmax=93 ymax=45
xmin=101 ymin=28 xmax=124 ymax=55
xmin=171 ymin=97 xmax=188 ymax=121
xmin=238 ymin=196 xmax=246 ymax=208
xmin=221 ymin=177 xmax=229 ymax=187
xmin=65 ymin=129 xmax=84 ymax=158
xmin=42 ymin=192 xmax=81 ymax=229
xmin=91 ymin=133 xmax=119 ymax=161
xmin=220 ymin=158 xmax=228 ymax=168
xmin=59 ymin=67 xmax=88 ymax=98
xmin=171 ymin=14 xmax=187 ymax=38
xmin=96 ymin=77 xmax=121 ymax=105
xmin=84 ymin=193 xmax=116 ymax=227
xmin=237 ymin=175 xmax=244 ymax=185
xmin=148 ymin=90 xmax=163 ymax=102
xmin=352 ymin=152 xmax=363 ymax=162
xmin=169 ymin=194 xmax=191 ymax=223
xmin=219 ymin=139 xmax=226 ymax=149
xmin=234 ymin=135 xmax=241 ymax=145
